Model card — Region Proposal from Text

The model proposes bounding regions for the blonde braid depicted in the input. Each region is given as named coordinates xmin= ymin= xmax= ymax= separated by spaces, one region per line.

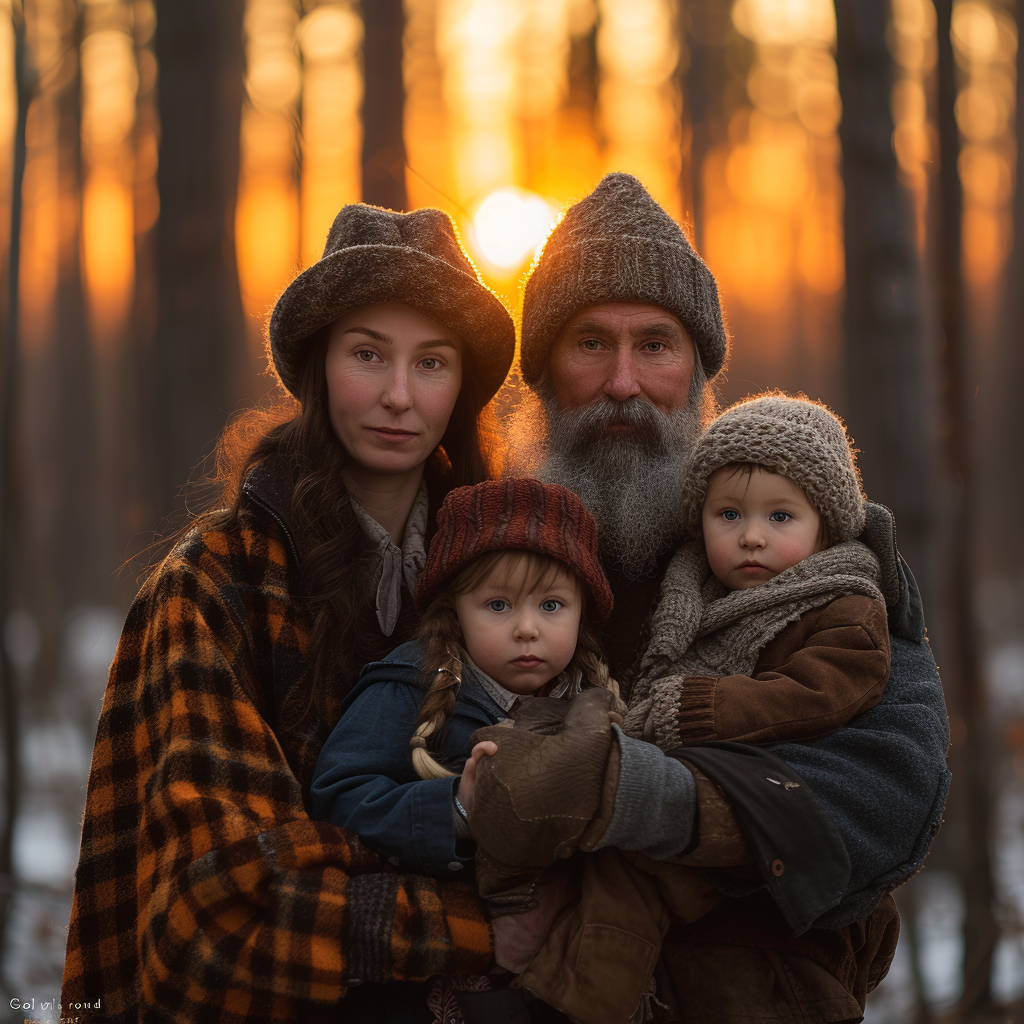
xmin=410 ymin=602 xmax=465 ymax=779
xmin=573 ymin=620 xmax=623 ymax=707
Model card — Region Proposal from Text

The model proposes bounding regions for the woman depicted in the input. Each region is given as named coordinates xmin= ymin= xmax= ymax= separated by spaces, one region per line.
xmin=61 ymin=204 xmax=536 ymax=1023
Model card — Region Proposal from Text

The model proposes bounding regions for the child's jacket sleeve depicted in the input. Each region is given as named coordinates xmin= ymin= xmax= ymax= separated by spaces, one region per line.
xmin=61 ymin=519 xmax=491 ymax=1024
xmin=310 ymin=678 xmax=476 ymax=879
xmin=670 ymin=595 xmax=890 ymax=747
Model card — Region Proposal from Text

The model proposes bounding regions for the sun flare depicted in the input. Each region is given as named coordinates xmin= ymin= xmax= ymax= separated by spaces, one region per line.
xmin=470 ymin=187 xmax=557 ymax=270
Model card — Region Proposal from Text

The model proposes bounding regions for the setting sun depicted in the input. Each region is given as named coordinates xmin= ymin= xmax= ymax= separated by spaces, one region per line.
xmin=470 ymin=187 xmax=557 ymax=270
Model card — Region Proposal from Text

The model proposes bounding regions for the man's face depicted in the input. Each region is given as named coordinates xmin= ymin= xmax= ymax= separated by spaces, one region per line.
xmin=534 ymin=303 xmax=707 ymax=580
xmin=547 ymin=302 xmax=696 ymax=414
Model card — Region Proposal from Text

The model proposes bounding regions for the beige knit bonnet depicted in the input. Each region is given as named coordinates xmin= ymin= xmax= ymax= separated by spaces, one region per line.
xmin=682 ymin=393 xmax=867 ymax=544
xmin=519 ymin=173 xmax=728 ymax=387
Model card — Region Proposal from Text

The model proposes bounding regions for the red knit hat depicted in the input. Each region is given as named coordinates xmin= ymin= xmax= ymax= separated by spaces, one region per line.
xmin=417 ymin=478 xmax=613 ymax=622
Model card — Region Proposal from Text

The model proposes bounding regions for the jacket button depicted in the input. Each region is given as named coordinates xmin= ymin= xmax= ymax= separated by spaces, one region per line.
xmin=448 ymin=861 xmax=464 ymax=872
xmin=771 ymin=859 xmax=785 ymax=876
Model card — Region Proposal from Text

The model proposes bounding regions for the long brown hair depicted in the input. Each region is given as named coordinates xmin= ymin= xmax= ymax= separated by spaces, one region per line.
xmin=193 ymin=325 xmax=499 ymax=730
xmin=408 ymin=550 xmax=619 ymax=779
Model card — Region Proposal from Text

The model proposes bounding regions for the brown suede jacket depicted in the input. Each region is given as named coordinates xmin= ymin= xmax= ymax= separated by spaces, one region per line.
xmin=666 ymin=594 xmax=895 ymax=1021
xmin=518 ymin=594 xmax=895 ymax=1024
xmin=659 ymin=593 xmax=891 ymax=747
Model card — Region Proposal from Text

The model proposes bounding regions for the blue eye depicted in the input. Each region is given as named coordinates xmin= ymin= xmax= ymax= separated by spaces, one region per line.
xmin=769 ymin=511 xmax=792 ymax=523
xmin=722 ymin=510 xmax=740 ymax=521
xmin=487 ymin=599 xmax=508 ymax=612
xmin=540 ymin=599 xmax=562 ymax=613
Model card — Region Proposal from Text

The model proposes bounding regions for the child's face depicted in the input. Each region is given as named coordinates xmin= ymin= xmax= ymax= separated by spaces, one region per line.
xmin=702 ymin=465 xmax=825 ymax=591
xmin=455 ymin=560 xmax=583 ymax=695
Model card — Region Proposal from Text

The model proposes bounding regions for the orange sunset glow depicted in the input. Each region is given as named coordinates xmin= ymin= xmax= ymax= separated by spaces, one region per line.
xmin=0 ymin=0 xmax=1016 ymax=347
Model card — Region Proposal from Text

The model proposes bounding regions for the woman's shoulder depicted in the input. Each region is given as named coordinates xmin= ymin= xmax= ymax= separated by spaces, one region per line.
xmin=146 ymin=505 xmax=290 ymax=592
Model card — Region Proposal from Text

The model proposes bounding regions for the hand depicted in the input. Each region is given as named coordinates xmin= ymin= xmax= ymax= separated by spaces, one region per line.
xmin=468 ymin=687 xmax=620 ymax=899
xmin=457 ymin=740 xmax=497 ymax=816
xmin=490 ymin=868 xmax=577 ymax=973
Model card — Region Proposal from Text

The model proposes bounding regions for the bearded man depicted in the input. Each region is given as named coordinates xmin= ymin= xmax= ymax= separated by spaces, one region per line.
xmin=485 ymin=174 xmax=949 ymax=1022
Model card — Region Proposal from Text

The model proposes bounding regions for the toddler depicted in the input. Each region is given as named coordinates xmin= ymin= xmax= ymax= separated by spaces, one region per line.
xmin=310 ymin=476 xmax=621 ymax=1021
xmin=509 ymin=393 xmax=896 ymax=1024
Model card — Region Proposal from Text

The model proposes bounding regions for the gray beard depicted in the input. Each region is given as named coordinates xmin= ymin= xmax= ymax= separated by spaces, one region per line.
xmin=538 ymin=394 xmax=704 ymax=580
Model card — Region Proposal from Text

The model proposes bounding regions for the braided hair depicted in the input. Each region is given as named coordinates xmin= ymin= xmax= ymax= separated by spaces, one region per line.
xmin=409 ymin=549 xmax=619 ymax=779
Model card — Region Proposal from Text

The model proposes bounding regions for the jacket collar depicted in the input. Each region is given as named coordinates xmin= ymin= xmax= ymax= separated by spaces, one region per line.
xmin=241 ymin=454 xmax=301 ymax=567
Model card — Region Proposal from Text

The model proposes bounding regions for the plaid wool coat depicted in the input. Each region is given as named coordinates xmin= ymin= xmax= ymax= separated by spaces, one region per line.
xmin=61 ymin=460 xmax=492 ymax=1023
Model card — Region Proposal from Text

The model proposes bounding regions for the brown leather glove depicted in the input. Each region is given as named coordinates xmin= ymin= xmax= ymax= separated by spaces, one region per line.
xmin=468 ymin=687 xmax=620 ymax=900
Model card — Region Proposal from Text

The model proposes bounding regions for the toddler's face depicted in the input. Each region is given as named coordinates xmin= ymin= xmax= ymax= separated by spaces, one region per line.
xmin=455 ymin=561 xmax=583 ymax=695
xmin=702 ymin=465 xmax=824 ymax=591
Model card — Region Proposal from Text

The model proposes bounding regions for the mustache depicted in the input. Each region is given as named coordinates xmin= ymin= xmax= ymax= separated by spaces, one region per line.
xmin=550 ymin=397 xmax=669 ymax=450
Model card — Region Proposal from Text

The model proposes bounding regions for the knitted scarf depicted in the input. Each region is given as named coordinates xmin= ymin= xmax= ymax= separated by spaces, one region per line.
xmin=623 ymin=539 xmax=884 ymax=750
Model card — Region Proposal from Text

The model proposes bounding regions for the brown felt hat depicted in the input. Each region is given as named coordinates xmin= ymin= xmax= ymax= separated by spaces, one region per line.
xmin=268 ymin=203 xmax=515 ymax=402
xmin=417 ymin=478 xmax=613 ymax=622
xmin=520 ymin=172 xmax=728 ymax=387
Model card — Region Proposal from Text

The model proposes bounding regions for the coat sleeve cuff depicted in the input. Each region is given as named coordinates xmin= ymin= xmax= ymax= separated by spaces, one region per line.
xmin=345 ymin=873 xmax=401 ymax=984
xmin=592 ymin=725 xmax=696 ymax=859
xmin=674 ymin=676 xmax=719 ymax=744
xmin=345 ymin=873 xmax=494 ymax=985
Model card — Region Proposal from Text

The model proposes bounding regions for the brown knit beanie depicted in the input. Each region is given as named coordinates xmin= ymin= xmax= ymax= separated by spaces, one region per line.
xmin=519 ymin=172 xmax=728 ymax=387
xmin=268 ymin=203 xmax=514 ymax=402
xmin=417 ymin=478 xmax=613 ymax=622
xmin=682 ymin=393 xmax=866 ymax=544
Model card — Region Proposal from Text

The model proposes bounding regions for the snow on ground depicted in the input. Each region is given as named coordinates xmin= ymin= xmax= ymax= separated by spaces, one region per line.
xmin=2 ymin=618 xmax=1024 ymax=1022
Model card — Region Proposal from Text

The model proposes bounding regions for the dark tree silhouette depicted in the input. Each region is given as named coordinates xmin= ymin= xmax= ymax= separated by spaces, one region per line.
xmin=361 ymin=0 xmax=407 ymax=210
xmin=682 ymin=0 xmax=737 ymax=247
xmin=567 ymin=6 xmax=599 ymax=131
xmin=933 ymin=1 xmax=999 ymax=1016
xmin=0 ymin=5 xmax=32 ymax=981
xmin=833 ymin=0 xmax=934 ymax=600
xmin=48 ymin=11 xmax=100 ymax=609
xmin=984 ymin=7 xmax=1024 ymax=582
xmin=151 ymin=0 xmax=247 ymax=528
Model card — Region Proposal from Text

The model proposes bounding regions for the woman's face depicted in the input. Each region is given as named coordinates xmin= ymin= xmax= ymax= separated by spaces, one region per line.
xmin=325 ymin=303 xmax=463 ymax=478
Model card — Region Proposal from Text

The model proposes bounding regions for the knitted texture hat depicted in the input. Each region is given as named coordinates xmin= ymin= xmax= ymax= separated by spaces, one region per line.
xmin=417 ymin=478 xmax=613 ymax=622
xmin=268 ymin=203 xmax=514 ymax=402
xmin=520 ymin=172 xmax=728 ymax=387
xmin=682 ymin=393 xmax=866 ymax=544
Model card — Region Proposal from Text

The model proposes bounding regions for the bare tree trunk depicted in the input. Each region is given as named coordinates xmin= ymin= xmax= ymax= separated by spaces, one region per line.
xmin=833 ymin=0 xmax=934 ymax=597
xmin=568 ymin=9 xmax=599 ymax=126
xmin=151 ymin=0 xmax=247 ymax=529
xmin=0 ymin=6 xmax=32 ymax=980
xmin=982 ymin=3 xmax=1024 ymax=584
xmin=682 ymin=0 xmax=736 ymax=249
xmin=361 ymin=0 xmax=407 ymax=211
xmin=49 ymin=7 xmax=100 ymax=611
xmin=932 ymin=2 xmax=999 ymax=1017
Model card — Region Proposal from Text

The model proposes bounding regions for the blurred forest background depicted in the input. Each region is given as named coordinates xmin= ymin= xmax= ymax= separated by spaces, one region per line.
xmin=0 ymin=0 xmax=1021 ymax=1020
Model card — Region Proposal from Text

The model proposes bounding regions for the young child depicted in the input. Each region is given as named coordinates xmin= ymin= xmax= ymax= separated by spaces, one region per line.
xmin=503 ymin=393 xmax=896 ymax=1024
xmin=309 ymin=476 xmax=620 ymax=1019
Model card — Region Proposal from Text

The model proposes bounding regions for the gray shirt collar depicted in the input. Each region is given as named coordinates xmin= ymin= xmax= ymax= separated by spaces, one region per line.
xmin=460 ymin=649 xmax=583 ymax=713
xmin=349 ymin=482 xmax=429 ymax=636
